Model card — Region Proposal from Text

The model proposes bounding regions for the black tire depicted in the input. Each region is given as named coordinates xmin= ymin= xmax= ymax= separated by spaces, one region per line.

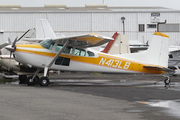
xmin=26 ymin=76 xmax=37 ymax=86
xmin=39 ymin=77 xmax=49 ymax=86
xmin=164 ymin=77 xmax=170 ymax=85
xmin=19 ymin=75 xmax=27 ymax=84
xmin=35 ymin=76 xmax=40 ymax=85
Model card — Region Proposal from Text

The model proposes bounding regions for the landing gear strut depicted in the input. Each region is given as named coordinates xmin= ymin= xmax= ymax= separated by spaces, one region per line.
xmin=24 ymin=68 xmax=50 ymax=86
xmin=26 ymin=76 xmax=40 ymax=86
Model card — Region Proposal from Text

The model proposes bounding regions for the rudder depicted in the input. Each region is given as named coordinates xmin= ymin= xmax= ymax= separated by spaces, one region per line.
xmin=36 ymin=19 xmax=56 ymax=39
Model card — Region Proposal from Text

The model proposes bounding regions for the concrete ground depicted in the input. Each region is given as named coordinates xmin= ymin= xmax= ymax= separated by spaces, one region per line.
xmin=0 ymin=73 xmax=180 ymax=120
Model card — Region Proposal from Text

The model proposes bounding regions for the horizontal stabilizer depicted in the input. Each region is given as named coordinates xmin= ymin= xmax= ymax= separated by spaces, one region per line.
xmin=144 ymin=66 xmax=173 ymax=72
xmin=169 ymin=49 xmax=180 ymax=53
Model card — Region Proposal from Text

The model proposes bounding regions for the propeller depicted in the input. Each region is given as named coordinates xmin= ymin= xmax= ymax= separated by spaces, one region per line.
xmin=5 ymin=29 xmax=33 ymax=71
xmin=7 ymin=37 xmax=18 ymax=71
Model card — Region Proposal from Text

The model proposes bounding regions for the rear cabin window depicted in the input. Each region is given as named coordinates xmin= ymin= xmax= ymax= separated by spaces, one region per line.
xmin=74 ymin=48 xmax=86 ymax=56
xmin=86 ymin=51 xmax=95 ymax=56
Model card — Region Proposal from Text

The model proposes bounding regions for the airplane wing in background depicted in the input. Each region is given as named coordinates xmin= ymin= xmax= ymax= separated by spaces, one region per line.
xmin=52 ymin=33 xmax=114 ymax=47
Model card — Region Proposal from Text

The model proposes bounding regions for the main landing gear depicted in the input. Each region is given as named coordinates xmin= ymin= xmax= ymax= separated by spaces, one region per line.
xmin=26 ymin=75 xmax=50 ymax=86
xmin=18 ymin=68 xmax=50 ymax=86
xmin=19 ymin=75 xmax=50 ymax=86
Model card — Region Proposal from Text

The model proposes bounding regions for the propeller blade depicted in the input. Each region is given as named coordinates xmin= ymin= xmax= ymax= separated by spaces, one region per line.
xmin=12 ymin=36 xmax=18 ymax=47
xmin=8 ymin=37 xmax=12 ymax=45
xmin=8 ymin=52 xmax=12 ymax=71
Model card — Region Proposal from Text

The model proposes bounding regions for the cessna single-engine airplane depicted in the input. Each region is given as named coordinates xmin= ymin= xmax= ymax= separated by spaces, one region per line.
xmin=5 ymin=19 xmax=172 ymax=86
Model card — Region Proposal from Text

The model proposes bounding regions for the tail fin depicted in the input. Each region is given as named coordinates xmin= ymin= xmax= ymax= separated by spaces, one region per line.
xmin=121 ymin=32 xmax=169 ymax=67
xmin=36 ymin=19 xmax=56 ymax=39
xmin=145 ymin=32 xmax=169 ymax=67
xmin=103 ymin=32 xmax=130 ymax=54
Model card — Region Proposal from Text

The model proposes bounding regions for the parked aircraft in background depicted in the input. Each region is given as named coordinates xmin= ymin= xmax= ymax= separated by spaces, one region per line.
xmin=5 ymin=19 xmax=171 ymax=86
xmin=102 ymin=32 xmax=130 ymax=54
xmin=168 ymin=46 xmax=180 ymax=75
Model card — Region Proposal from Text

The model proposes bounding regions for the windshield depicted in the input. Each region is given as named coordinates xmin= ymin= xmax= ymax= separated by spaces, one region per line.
xmin=40 ymin=39 xmax=55 ymax=50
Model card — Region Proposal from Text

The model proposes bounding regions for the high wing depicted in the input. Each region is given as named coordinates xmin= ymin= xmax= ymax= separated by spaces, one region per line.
xmin=169 ymin=49 xmax=180 ymax=53
xmin=52 ymin=33 xmax=114 ymax=47
xmin=23 ymin=38 xmax=44 ymax=43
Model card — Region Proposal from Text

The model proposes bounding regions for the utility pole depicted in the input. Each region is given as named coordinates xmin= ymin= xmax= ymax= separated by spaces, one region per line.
xmin=121 ymin=17 xmax=125 ymax=34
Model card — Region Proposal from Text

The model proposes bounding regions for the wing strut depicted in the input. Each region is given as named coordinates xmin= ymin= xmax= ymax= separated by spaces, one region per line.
xmin=43 ymin=40 xmax=69 ymax=76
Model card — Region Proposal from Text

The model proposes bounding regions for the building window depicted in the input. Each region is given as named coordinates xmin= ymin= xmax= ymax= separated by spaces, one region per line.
xmin=159 ymin=24 xmax=179 ymax=32
xmin=147 ymin=24 xmax=156 ymax=28
xmin=139 ymin=24 xmax=145 ymax=32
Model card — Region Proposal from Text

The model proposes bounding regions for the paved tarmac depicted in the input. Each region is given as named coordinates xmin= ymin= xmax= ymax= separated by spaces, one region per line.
xmin=1 ymin=73 xmax=180 ymax=120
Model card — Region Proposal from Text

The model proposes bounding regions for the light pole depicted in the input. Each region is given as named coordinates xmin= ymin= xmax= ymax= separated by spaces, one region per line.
xmin=157 ymin=20 xmax=166 ymax=32
xmin=121 ymin=17 xmax=125 ymax=34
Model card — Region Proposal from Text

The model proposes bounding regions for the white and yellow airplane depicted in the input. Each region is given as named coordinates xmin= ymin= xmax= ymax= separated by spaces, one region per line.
xmin=5 ymin=19 xmax=172 ymax=86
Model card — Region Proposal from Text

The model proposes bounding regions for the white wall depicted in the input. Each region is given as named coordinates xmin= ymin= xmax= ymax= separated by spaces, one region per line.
xmin=0 ymin=11 xmax=179 ymax=45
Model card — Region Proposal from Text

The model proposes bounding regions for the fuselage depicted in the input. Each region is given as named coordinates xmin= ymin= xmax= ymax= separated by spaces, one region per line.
xmin=12 ymin=39 xmax=164 ymax=74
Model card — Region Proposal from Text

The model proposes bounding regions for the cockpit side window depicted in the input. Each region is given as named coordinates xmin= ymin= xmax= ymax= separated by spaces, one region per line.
xmin=40 ymin=39 xmax=55 ymax=50
xmin=55 ymin=44 xmax=73 ymax=54
xmin=56 ymin=44 xmax=63 ymax=52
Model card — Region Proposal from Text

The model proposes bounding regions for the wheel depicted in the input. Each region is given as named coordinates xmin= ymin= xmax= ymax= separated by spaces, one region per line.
xmin=35 ymin=76 xmax=40 ymax=85
xmin=19 ymin=75 xmax=27 ymax=84
xmin=164 ymin=76 xmax=170 ymax=85
xmin=26 ymin=76 xmax=38 ymax=86
xmin=39 ymin=77 xmax=49 ymax=86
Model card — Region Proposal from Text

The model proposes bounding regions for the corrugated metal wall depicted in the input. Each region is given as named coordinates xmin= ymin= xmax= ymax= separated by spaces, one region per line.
xmin=0 ymin=11 xmax=180 ymax=45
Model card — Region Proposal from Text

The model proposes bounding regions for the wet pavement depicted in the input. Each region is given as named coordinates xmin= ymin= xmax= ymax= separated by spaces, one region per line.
xmin=1 ymin=72 xmax=180 ymax=120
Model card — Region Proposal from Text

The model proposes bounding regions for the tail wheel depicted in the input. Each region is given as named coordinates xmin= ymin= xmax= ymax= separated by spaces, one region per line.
xmin=164 ymin=76 xmax=170 ymax=85
xmin=39 ymin=77 xmax=49 ymax=86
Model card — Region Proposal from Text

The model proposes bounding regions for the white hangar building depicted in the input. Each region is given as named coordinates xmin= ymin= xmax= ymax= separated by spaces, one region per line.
xmin=0 ymin=4 xmax=180 ymax=45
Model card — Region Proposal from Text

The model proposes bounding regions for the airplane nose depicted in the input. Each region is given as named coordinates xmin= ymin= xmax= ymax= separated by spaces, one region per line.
xmin=5 ymin=45 xmax=16 ymax=52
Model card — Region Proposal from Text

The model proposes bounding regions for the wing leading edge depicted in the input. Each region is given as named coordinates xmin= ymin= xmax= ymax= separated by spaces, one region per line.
xmin=52 ymin=33 xmax=114 ymax=47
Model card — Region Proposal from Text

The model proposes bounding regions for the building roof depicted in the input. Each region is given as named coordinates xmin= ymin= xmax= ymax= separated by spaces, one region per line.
xmin=0 ymin=5 xmax=179 ymax=13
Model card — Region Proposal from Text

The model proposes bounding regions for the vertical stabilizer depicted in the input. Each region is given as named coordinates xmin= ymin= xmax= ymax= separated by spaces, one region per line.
xmin=119 ymin=34 xmax=130 ymax=54
xmin=145 ymin=32 xmax=169 ymax=67
xmin=103 ymin=32 xmax=130 ymax=54
xmin=102 ymin=32 xmax=118 ymax=53
xmin=36 ymin=19 xmax=56 ymax=39
xmin=120 ymin=32 xmax=169 ymax=67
